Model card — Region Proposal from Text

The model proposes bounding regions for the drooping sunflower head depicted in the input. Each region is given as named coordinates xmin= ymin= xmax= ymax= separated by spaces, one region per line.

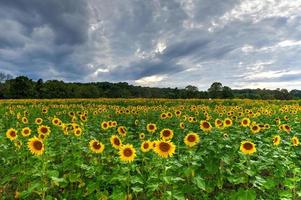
xmin=6 ymin=128 xmax=18 ymax=141
xmin=160 ymin=128 xmax=174 ymax=141
xmin=179 ymin=122 xmax=185 ymax=129
xmin=292 ymin=136 xmax=299 ymax=146
xmin=14 ymin=140 xmax=22 ymax=149
xmin=200 ymin=120 xmax=212 ymax=132
xmin=21 ymin=127 xmax=31 ymax=137
xmin=146 ymin=123 xmax=157 ymax=133
xmin=240 ymin=141 xmax=256 ymax=155
xmin=117 ymin=126 xmax=127 ymax=137
xmin=273 ymin=135 xmax=281 ymax=146
xmin=154 ymin=140 xmax=176 ymax=158
xmin=38 ymin=125 xmax=51 ymax=135
xmin=141 ymin=140 xmax=152 ymax=152
xmin=119 ymin=144 xmax=136 ymax=163
xmin=27 ymin=137 xmax=45 ymax=156
xmin=110 ymin=135 xmax=122 ymax=149
xmin=184 ymin=132 xmax=200 ymax=147
xmin=89 ymin=139 xmax=105 ymax=154
xmin=283 ymin=124 xmax=291 ymax=133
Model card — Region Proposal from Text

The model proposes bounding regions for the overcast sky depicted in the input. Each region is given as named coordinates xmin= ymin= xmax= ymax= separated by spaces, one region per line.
xmin=1 ymin=0 xmax=301 ymax=90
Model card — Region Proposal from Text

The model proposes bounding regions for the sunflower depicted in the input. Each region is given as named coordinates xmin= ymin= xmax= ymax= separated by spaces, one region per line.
xmin=38 ymin=125 xmax=51 ymax=135
xmin=27 ymin=137 xmax=45 ymax=156
xmin=179 ymin=122 xmax=185 ymax=129
xmin=21 ymin=117 xmax=28 ymax=124
xmin=42 ymin=108 xmax=48 ymax=114
xmin=200 ymin=120 xmax=212 ymax=132
xmin=160 ymin=113 xmax=167 ymax=119
xmin=160 ymin=128 xmax=174 ymax=141
xmin=14 ymin=140 xmax=22 ymax=149
xmin=80 ymin=115 xmax=87 ymax=122
xmin=38 ymin=133 xmax=47 ymax=140
xmin=273 ymin=135 xmax=281 ymax=146
xmin=141 ymin=140 xmax=152 ymax=152
xmin=223 ymin=118 xmax=233 ymax=127
xmin=223 ymin=133 xmax=229 ymax=139
xmin=250 ymin=125 xmax=260 ymax=134
xmin=241 ymin=118 xmax=251 ymax=127
xmin=52 ymin=117 xmax=61 ymax=126
xmin=240 ymin=141 xmax=256 ymax=155
xmin=283 ymin=124 xmax=291 ymax=133
xmin=35 ymin=118 xmax=43 ymax=125
xmin=74 ymin=128 xmax=82 ymax=137
xmin=184 ymin=132 xmax=200 ymax=147
xmin=117 ymin=126 xmax=127 ymax=137
xmin=146 ymin=123 xmax=157 ymax=133
xmin=101 ymin=121 xmax=109 ymax=130
xmin=139 ymin=133 xmax=145 ymax=140
xmin=110 ymin=135 xmax=122 ymax=149
xmin=154 ymin=140 xmax=176 ymax=158
xmin=119 ymin=144 xmax=136 ymax=163
xmin=89 ymin=139 xmax=105 ymax=154
xmin=215 ymin=119 xmax=223 ymax=128
xmin=6 ymin=128 xmax=18 ymax=141
xmin=21 ymin=127 xmax=31 ymax=137
xmin=292 ymin=136 xmax=299 ymax=146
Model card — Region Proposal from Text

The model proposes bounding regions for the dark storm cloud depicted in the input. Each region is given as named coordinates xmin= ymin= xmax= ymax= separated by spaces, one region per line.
xmin=1 ymin=0 xmax=301 ymax=89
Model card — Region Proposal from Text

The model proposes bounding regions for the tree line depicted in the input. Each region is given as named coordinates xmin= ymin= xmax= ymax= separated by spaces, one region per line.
xmin=0 ymin=72 xmax=300 ymax=99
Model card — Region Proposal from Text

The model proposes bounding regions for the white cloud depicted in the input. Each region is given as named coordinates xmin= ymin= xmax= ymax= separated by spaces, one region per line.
xmin=135 ymin=75 xmax=167 ymax=85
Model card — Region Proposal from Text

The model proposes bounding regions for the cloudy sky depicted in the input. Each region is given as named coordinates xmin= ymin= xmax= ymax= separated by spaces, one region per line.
xmin=1 ymin=0 xmax=301 ymax=90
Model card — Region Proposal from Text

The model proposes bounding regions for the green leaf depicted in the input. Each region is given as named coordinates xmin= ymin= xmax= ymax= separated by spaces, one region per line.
xmin=193 ymin=176 xmax=206 ymax=191
xmin=131 ymin=186 xmax=143 ymax=193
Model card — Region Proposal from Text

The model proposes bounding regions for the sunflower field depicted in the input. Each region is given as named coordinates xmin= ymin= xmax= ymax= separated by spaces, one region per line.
xmin=1 ymin=98 xmax=301 ymax=200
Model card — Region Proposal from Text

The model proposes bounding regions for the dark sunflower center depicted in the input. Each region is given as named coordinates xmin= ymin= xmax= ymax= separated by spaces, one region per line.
xmin=252 ymin=126 xmax=258 ymax=131
xmin=274 ymin=137 xmax=278 ymax=143
xmin=114 ymin=138 xmax=120 ymax=145
xmin=143 ymin=143 xmax=149 ymax=149
xmin=203 ymin=122 xmax=210 ymax=129
xmin=40 ymin=134 xmax=45 ymax=139
xmin=103 ymin=123 xmax=107 ymax=127
xmin=226 ymin=120 xmax=231 ymax=125
xmin=24 ymin=129 xmax=29 ymax=134
xmin=159 ymin=142 xmax=171 ymax=152
xmin=243 ymin=120 xmax=248 ymax=124
xmin=41 ymin=127 xmax=48 ymax=134
xmin=33 ymin=141 xmax=43 ymax=150
xmin=149 ymin=125 xmax=154 ymax=130
xmin=123 ymin=148 xmax=133 ymax=157
xmin=187 ymin=135 xmax=196 ymax=142
xmin=10 ymin=131 xmax=16 ymax=137
xmin=120 ymin=128 xmax=125 ymax=134
xmin=243 ymin=143 xmax=253 ymax=150
xmin=163 ymin=130 xmax=171 ymax=137
xmin=93 ymin=142 xmax=101 ymax=149
xmin=293 ymin=139 xmax=297 ymax=144
xmin=54 ymin=120 xmax=58 ymax=124
xmin=285 ymin=125 xmax=289 ymax=130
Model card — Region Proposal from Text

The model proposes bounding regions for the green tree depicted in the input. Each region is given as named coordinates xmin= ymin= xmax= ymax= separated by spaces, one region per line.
xmin=208 ymin=82 xmax=223 ymax=98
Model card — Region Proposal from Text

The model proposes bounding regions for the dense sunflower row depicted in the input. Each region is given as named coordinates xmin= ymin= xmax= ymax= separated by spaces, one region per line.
xmin=0 ymin=99 xmax=301 ymax=199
